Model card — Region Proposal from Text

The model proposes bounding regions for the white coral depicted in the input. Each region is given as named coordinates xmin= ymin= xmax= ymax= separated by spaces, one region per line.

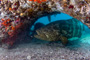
xmin=86 ymin=5 xmax=90 ymax=15
xmin=55 ymin=2 xmax=63 ymax=11
xmin=70 ymin=0 xmax=76 ymax=5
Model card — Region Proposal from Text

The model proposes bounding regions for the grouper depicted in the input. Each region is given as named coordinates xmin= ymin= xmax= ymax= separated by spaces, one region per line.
xmin=34 ymin=18 xmax=85 ymax=45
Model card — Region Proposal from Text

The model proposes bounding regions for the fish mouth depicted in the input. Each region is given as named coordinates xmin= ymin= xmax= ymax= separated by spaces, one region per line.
xmin=36 ymin=30 xmax=40 ymax=35
xmin=34 ymin=30 xmax=41 ymax=39
xmin=34 ymin=29 xmax=48 ymax=40
xmin=34 ymin=34 xmax=40 ymax=39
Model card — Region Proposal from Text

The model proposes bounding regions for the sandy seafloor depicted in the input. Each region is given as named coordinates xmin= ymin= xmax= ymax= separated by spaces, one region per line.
xmin=0 ymin=31 xmax=90 ymax=60
xmin=0 ymin=13 xmax=90 ymax=60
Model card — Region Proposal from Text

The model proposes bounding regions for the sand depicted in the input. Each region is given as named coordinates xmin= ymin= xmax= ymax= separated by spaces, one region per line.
xmin=0 ymin=31 xmax=90 ymax=60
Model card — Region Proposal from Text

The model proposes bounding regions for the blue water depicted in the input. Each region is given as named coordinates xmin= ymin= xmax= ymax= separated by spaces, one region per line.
xmin=31 ymin=12 xmax=90 ymax=45
xmin=31 ymin=13 xmax=73 ymax=30
xmin=35 ymin=13 xmax=73 ymax=25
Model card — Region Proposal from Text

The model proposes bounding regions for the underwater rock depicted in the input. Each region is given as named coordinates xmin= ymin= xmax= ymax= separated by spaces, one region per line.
xmin=0 ymin=0 xmax=61 ymax=48
xmin=0 ymin=0 xmax=90 ymax=48
xmin=53 ymin=0 xmax=90 ymax=28
xmin=34 ymin=18 xmax=85 ymax=45
xmin=0 ymin=0 xmax=90 ymax=29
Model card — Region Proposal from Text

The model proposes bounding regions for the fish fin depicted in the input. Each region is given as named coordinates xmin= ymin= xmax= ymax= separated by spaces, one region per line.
xmin=60 ymin=36 xmax=68 ymax=45
xmin=47 ymin=15 xmax=51 ymax=22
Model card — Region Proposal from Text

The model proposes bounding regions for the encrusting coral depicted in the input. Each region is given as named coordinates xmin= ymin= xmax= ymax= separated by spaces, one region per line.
xmin=58 ymin=0 xmax=90 ymax=28
xmin=0 ymin=0 xmax=61 ymax=48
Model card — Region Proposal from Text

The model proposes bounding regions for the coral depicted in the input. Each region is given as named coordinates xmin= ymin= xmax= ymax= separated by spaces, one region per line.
xmin=0 ymin=0 xmax=60 ymax=48
xmin=54 ymin=0 xmax=90 ymax=28
xmin=0 ymin=0 xmax=89 ymax=48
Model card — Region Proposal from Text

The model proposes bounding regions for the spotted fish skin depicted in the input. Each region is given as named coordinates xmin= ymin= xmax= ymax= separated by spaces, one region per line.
xmin=34 ymin=18 xmax=85 ymax=45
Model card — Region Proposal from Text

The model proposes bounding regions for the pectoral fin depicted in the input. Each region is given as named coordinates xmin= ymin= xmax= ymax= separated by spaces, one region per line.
xmin=60 ymin=36 xmax=68 ymax=45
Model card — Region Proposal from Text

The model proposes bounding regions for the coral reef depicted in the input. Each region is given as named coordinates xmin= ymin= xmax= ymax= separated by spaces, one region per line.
xmin=34 ymin=18 xmax=85 ymax=45
xmin=0 ymin=0 xmax=60 ymax=48
xmin=0 ymin=0 xmax=90 ymax=48
xmin=55 ymin=0 xmax=90 ymax=28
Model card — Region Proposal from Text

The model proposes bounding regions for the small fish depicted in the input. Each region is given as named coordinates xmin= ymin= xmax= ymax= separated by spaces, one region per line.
xmin=34 ymin=18 xmax=85 ymax=45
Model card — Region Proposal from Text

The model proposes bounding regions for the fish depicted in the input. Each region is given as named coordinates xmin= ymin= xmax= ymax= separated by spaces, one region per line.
xmin=34 ymin=22 xmax=45 ymax=31
xmin=30 ymin=22 xmax=45 ymax=38
xmin=34 ymin=18 xmax=85 ymax=45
